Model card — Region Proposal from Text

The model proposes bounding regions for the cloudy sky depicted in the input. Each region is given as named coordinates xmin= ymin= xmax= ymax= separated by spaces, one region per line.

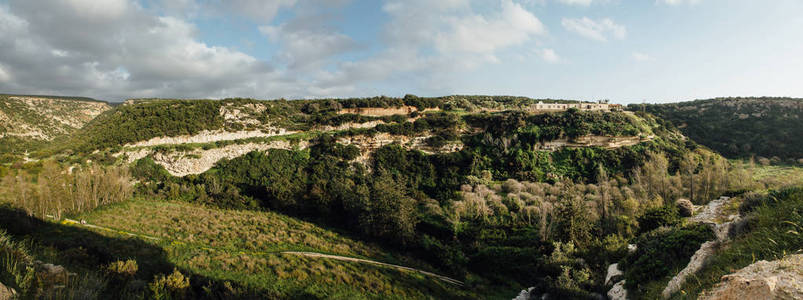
xmin=1 ymin=0 xmax=802 ymax=103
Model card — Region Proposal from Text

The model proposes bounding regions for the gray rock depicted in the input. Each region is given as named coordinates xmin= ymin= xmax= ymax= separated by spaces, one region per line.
xmin=700 ymin=254 xmax=803 ymax=300
xmin=607 ymin=280 xmax=628 ymax=300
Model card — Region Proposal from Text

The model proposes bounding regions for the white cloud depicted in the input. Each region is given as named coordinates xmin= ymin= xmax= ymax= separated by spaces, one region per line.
xmin=657 ymin=0 xmax=701 ymax=5
xmin=311 ymin=0 xmax=549 ymax=95
xmin=538 ymin=48 xmax=560 ymax=63
xmin=632 ymin=52 xmax=652 ymax=62
xmin=559 ymin=0 xmax=594 ymax=6
xmin=0 ymin=1 xmax=273 ymax=100
xmin=561 ymin=17 xmax=626 ymax=41
xmin=435 ymin=0 xmax=545 ymax=54
xmin=225 ymin=0 xmax=298 ymax=21
xmin=259 ymin=23 xmax=356 ymax=71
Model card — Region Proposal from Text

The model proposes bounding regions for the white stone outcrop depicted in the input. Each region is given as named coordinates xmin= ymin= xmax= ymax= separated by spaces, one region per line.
xmin=123 ymin=141 xmax=308 ymax=176
xmin=605 ymin=263 xmax=623 ymax=286
xmin=512 ymin=287 xmax=535 ymax=300
xmin=125 ymin=128 xmax=293 ymax=147
xmin=608 ymin=280 xmax=628 ymax=300
xmin=700 ymin=254 xmax=803 ymax=300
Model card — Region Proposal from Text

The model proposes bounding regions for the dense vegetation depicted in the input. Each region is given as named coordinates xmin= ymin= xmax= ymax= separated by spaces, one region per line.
xmin=633 ymin=97 xmax=803 ymax=161
xmin=2 ymin=95 xmax=801 ymax=299
xmin=128 ymin=109 xmax=752 ymax=297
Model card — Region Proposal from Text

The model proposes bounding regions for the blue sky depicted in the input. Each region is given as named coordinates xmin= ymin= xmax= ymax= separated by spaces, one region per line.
xmin=1 ymin=0 xmax=802 ymax=103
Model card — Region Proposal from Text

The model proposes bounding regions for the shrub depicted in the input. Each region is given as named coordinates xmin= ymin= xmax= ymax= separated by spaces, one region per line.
xmin=637 ymin=206 xmax=680 ymax=234
xmin=149 ymin=268 xmax=190 ymax=300
xmin=620 ymin=224 xmax=714 ymax=293
xmin=106 ymin=259 xmax=138 ymax=279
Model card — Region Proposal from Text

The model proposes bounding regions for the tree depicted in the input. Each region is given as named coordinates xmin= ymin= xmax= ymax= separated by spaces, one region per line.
xmin=369 ymin=170 xmax=417 ymax=244
xmin=679 ymin=152 xmax=698 ymax=203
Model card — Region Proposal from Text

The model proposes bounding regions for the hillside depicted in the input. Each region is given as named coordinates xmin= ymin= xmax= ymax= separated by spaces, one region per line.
xmin=1 ymin=95 xmax=794 ymax=299
xmin=631 ymin=97 xmax=803 ymax=162
xmin=0 ymin=94 xmax=111 ymax=161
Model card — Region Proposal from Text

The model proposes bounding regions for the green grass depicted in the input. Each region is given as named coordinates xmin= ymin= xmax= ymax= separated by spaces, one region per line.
xmin=668 ymin=187 xmax=803 ymax=299
xmin=70 ymin=198 xmax=475 ymax=299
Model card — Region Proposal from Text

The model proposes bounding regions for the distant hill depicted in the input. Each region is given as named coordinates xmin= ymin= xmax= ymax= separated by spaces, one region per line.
xmin=631 ymin=97 xmax=803 ymax=162
xmin=0 ymin=94 xmax=111 ymax=160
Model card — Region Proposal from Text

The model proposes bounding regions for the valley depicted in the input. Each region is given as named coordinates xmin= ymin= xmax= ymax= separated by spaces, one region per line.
xmin=0 ymin=94 xmax=801 ymax=299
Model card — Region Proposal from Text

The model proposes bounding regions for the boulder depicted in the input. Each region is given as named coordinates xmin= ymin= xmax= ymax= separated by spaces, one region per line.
xmin=607 ymin=280 xmax=628 ymax=300
xmin=700 ymin=254 xmax=803 ymax=300
xmin=675 ymin=198 xmax=694 ymax=217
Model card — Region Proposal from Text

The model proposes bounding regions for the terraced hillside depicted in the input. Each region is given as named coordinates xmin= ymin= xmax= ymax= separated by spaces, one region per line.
xmin=2 ymin=95 xmax=765 ymax=299
xmin=0 ymin=94 xmax=111 ymax=160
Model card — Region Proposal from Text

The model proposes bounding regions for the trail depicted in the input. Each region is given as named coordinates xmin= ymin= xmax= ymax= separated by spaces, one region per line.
xmin=58 ymin=218 xmax=464 ymax=286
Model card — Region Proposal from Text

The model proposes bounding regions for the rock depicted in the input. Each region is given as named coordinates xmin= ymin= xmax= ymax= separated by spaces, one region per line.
xmin=605 ymin=263 xmax=623 ymax=286
xmin=607 ymin=280 xmax=628 ymax=300
xmin=662 ymin=241 xmax=718 ymax=298
xmin=700 ymin=254 xmax=803 ymax=300
xmin=675 ymin=198 xmax=694 ymax=217
xmin=513 ymin=287 xmax=536 ymax=300
xmin=37 ymin=263 xmax=70 ymax=287
xmin=0 ymin=281 xmax=17 ymax=300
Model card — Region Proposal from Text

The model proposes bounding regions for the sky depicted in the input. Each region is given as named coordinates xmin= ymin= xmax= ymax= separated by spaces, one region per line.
xmin=0 ymin=0 xmax=802 ymax=103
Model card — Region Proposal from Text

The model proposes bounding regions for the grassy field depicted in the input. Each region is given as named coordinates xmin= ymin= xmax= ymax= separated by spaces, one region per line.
xmin=65 ymin=198 xmax=475 ymax=299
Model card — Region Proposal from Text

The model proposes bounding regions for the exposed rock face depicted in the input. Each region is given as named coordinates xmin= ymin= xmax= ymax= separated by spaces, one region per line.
xmin=337 ymin=106 xmax=439 ymax=116
xmin=605 ymin=263 xmax=623 ymax=286
xmin=0 ymin=96 xmax=110 ymax=140
xmin=537 ymin=135 xmax=652 ymax=151
xmin=608 ymin=280 xmax=628 ymax=300
xmin=125 ymin=140 xmax=309 ymax=176
xmin=337 ymin=133 xmax=463 ymax=166
xmin=125 ymin=128 xmax=294 ymax=147
xmin=700 ymin=254 xmax=803 ymax=300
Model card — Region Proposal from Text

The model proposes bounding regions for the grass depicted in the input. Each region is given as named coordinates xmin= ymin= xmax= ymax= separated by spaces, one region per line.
xmin=668 ymin=186 xmax=803 ymax=299
xmin=69 ymin=198 xmax=475 ymax=299
xmin=751 ymin=163 xmax=803 ymax=185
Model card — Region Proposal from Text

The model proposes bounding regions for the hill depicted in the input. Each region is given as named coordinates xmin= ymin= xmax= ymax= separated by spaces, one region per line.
xmin=0 ymin=94 xmax=111 ymax=161
xmin=1 ymin=95 xmax=787 ymax=299
xmin=631 ymin=97 xmax=803 ymax=162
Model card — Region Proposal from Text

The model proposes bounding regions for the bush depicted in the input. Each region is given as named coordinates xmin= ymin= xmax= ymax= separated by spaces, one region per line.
xmin=149 ymin=268 xmax=190 ymax=300
xmin=620 ymin=224 xmax=714 ymax=293
xmin=637 ymin=206 xmax=680 ymax=234
xmin=106 ymin=259 xmax=138 ymax=279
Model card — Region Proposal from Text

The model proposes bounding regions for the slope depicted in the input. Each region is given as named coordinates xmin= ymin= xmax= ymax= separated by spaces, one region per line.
xmin=633 ymin=97 xmax=803 ymax=162
xmin=0 ymin=94 xmax=111 ymax=160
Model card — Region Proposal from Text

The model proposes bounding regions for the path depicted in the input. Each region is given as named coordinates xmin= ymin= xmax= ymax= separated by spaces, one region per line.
xmin=58 ymin=218 xmax=464 ymax=286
